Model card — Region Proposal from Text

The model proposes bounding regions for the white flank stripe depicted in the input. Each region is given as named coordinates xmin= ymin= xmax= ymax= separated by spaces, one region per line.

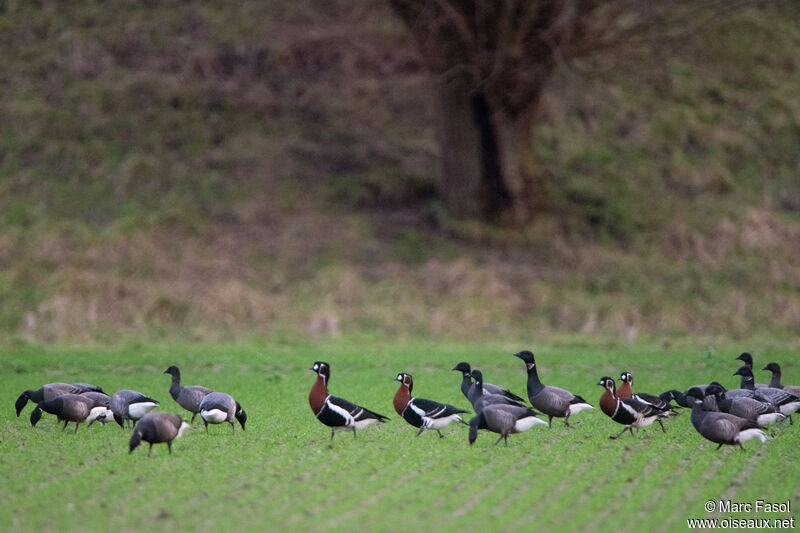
xmin=201 ymin=409 xmax=228 ymax=424
xmin=424 ymin=414 xmax=464 ymax=430
xmin=737 ymin=428 xmax=766 ymax=443
xmin=408 ymin=402 xmax=427 ymax=418
xmin=756 ymin=413 xmax=785 ymax=425
xmin=128 ymin=402 xmax=158 ymax=420
xmin=514 ymin=416 xmax=548 ymax=432
xmin=568 ymin=403 xmax=593 ymax=414
xmin=325 ymin=399 xmax=355 ymax=427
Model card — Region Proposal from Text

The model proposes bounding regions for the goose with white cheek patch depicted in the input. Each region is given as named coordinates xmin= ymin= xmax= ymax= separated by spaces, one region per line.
xmin=15 ymin=382 xmax=104 ymax=418
xmin=685 ymin=388 xmax=766 ymax=450
xmin=468 ymin=404 xmax=546 ymax=446
xmin=451 ymin=362 xmax=526 ymax=406
xmin=29 ymin=394 xmax=98 ymax=432
xmin=164 ymin=366 xmax=213 ymax=424
xmin=703 ymin=383 xmax=785 ymax=426
xmin=199 ymin=392 xmax=247 ymax=433
xmin=733 ymin=366 xmax=800 ymax=424
xmin=513 ymin=350 xmax=593 ymax=427
xmin=617 ymin=372 xmax=678 ymax=416
xmin=598 ymin=377 xmax=668 ymax=439
xmin=393 ymin=373 xmax=468 ymax=438
xmin=129 ymin=412 xmax=191 ymax=456
xmin=469 ymin=369 xmax=527 ymax=413
xmin=110 ymin=389 xmax=159 ymax=429
xmin=309 ymin=361 xmax=389 ymax=440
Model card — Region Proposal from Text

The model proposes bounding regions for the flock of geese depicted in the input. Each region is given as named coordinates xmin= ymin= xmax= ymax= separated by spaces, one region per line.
xmin=14 ymin=351 xmax=799 ymax=455
xmin=309 ymin=350 xmax=800 ymax=448
xmin=14 ymin=365 xmax=246 ymax=455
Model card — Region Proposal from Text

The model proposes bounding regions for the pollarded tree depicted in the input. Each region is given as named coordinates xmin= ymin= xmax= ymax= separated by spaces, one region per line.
xmin=388 ymin=0 xmax=768 ymax=223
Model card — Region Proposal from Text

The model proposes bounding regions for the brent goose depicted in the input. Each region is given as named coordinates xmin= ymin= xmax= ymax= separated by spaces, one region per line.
xmin=308 ymin=361 xmax=389 ymax=439
xmin=129 ymin=412 xmax=191 ymax=456
xmin=15 ymin=382 xmax=103 ymax=418
xmin=29 ymin=393 xmax=97 ymax=432
xmin=704 ymin=383 xmax=785 ymax=425
xmin=468 ymin=404 xmax=546 ymax=446
xmin=110 ymin=389 xmax=159 ymax=428
xmin=469 ymin=369 xmax=528 ymax=413
xmin=393 ymin=373 xmax=468 ymax=437
xmin=686 ymin=388 xmax=766 ymax=450
xmin=452 ymin=362 xmax=526 ymax=405
xmin=762 ymin=363 xmax=800 ymax=397
xmin=164 ymin=366 xmax=213 ymax=424
xmin=513 ymin=350 xmax=593 ymax=427
xmin=199 ymin=392 xmax=247 ymax=433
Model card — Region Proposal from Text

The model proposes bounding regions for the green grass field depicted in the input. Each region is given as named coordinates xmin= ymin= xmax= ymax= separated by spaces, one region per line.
xmin=1 ymin=340 xmax=797 ymax=532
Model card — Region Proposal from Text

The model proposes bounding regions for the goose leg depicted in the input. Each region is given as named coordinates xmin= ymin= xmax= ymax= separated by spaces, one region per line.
xmin=738 ymin=442 xmax=745 ymax=451
xmin=230 ymin=421 xmax=235 ymax=434
xmin=564 ymin=413 xmax=571 ymax=427
xmin=416 ymin=427 xmax=425 ymax=437
xmin=547 ymin=415 xmax=553 ymax=428
xmin=167 ymin=441 xmax=172 ymax=455
xmin=148 ymin=443 xmax=153 ymax=457
xmin=330 ymin=428 xmax=335 ymax=440
xmin=493 ymin=435 xmax=504 ymax=446
xmin=74 ymin=422 xmax=80 ymax=433
xmin=352 ymin=428 xmax=357 ymax=439
xmin=191 ymin=413 xmax=197 ymax=424
xmin=657 ymin=419 xmax=666 ymax=433
xmin=609 ymin=426 xmax=630 ymax=440
xmin=716 ymin=443 xmax=724 ymax=450
xmin=437 ymin=430 xmax=444 ymax=438
xmin=62 ymin=420 xmax=69 ymax=432
xmin=204 ymin=421 xmax=209 ymax=433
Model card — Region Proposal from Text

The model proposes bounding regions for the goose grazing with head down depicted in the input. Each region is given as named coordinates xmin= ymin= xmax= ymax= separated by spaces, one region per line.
xmin=685 ymin=388 xmax=766 ymax=450
xmin=129 ymin=412 xmax=191 ymax=456
xmin=29 ymin=394 xmax=97 ymax=432
xmin=451 ymin=362 xmax=526 ymax=406
xmin=309 ymin=361 xmax=389 ymax=440
xmin=109 ymin=390 xmax=159 ymax=428
xmin=598 ymin=377 xmax=668 ymax=439
xmin=468 ymin=404 xmax=546 ymax=446
xmin=513 ymin=350 xmax=593 ymax=427
xmin=164 ymin=366 xmax=213 ymax=424
xmin=703 ymin=383 xmax=785 ymax=426
xmin=15 ymin=382 xmax=104 ymax=418
xmin=617 ymin=372 xmax=679 ymax=416
xmin=393 ymin=373 xmax=469 ymax=438
xmin=762 ymin=363 xmax=800 ymax=397
xmin=199 ymin=392 xmax=247 ymax=433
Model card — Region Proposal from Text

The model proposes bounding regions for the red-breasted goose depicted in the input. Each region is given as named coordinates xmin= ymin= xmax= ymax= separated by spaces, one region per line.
xmin=468 ymin=404 xmax=546 ymax=446
xmin=164 ymin=366 xmax=212 ymax=424
xmin=617 ymin=372 xmax=678 ymax=415
xmin=15 ymin=382 xmax=104 ymax=418
xmin=685 ymin=388 xmax=766 ymax=450
xmin=309 ymin=361 xmax=389 ymax=440
xmin=452 ymin=362 xmax=526 ymax=406
xmin=598 ymin=377 xmax=667 ymax=439
xmin=762 ymin=363 xmax=800 ymax=397
xmin=110 ymin=389 xmax=159 ymax=428
xmin=393 ymin=373 xmax=468 ymax=438
xmin=704 ymin=383 xmax=785 ymax=425
xmin=29 ymin=394 xmax=97 ymax=432
xmin=513 ymin=350 xmax=593 ymax=427
xmin=129 ymin=412 xmax=191 ymax=456
xmin=199 ymin=392 xmax=246 ymax=433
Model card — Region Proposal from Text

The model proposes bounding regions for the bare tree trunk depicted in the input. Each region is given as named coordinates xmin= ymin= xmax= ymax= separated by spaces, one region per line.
xmin=435 ymin=73 xmax=544 ymax=223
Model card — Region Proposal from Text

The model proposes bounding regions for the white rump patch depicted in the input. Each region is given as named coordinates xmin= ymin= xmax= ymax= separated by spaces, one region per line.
xmin=424 ymin=414 xmax=464 ymax=430
xmin=514 ymin=416 xmax=548 ymax=432
xmin=779 ymin=401 xmax=800 ymax=416
xmin=87 ymin=406 xmax=110 ymax=423
xmin=756 ymin=413 xmax=785 ymax=425
xmin=568 ymin=403 xmax=594 ymax=414
xmin=201 ymin=409 xmax=228 ymax=424
xmin=736 ymin=428 xmax=766 ymax=444
xmin=128 ymin=402 xmax=158 ymax=420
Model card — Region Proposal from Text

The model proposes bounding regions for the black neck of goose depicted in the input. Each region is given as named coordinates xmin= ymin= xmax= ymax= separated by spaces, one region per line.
xmin=768 ymin=370 xmax=782 ymax=388
xmin=460 ymin=374 xmax=472 ymax=398
xmin=169 ymin=376 xmax=182 ymax=400
xmin=740 ymin=374 xmax=755 ymax=390
xmin=690 ymin=400 xmax=705 ymax=423
xmin=526 ymin=366 xmax=545 ymax=397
